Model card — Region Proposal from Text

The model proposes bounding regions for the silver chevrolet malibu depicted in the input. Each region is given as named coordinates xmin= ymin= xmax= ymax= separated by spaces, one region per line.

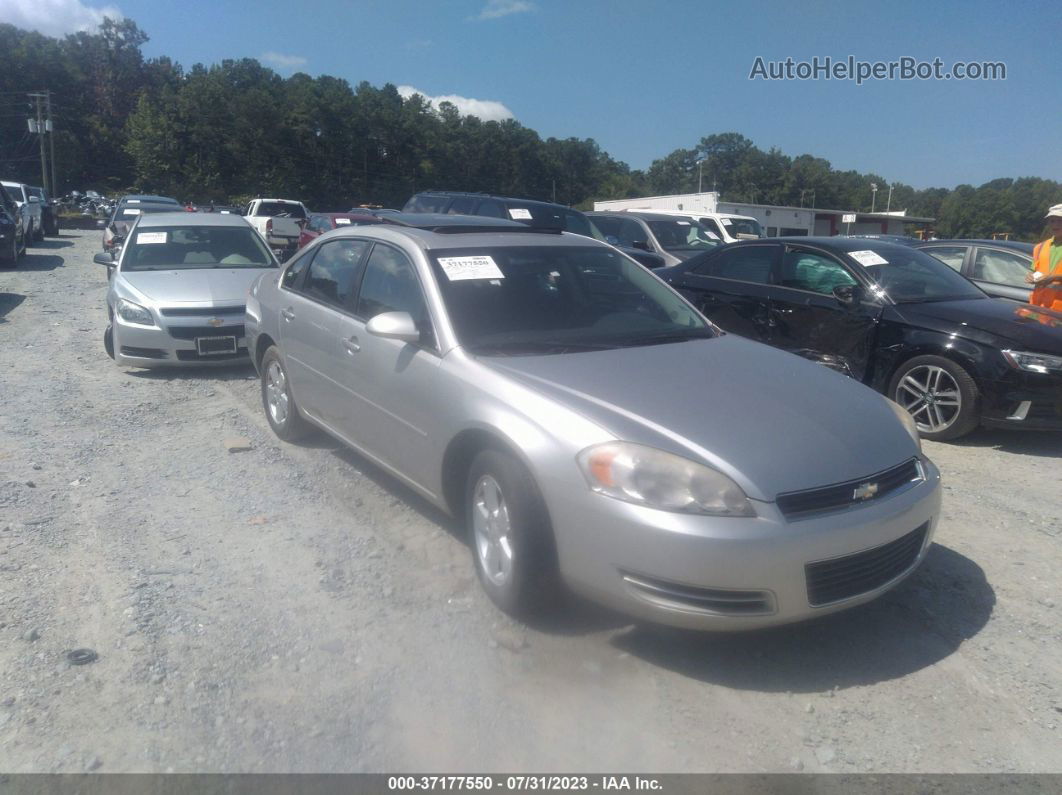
xmin=246 ymin=214 xmax=942 ymax=630
xmin=96 ymin=212 xmax=278 ymax=367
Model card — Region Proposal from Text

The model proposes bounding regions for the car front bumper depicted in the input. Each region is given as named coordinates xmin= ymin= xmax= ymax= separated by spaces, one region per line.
xmin=549 ymin=456 xmax=942 ymax=631
xmin=112 ymin=313 xmax=250 ymax=368
xmin=979 ymin=369 xmax=1062 ymax=430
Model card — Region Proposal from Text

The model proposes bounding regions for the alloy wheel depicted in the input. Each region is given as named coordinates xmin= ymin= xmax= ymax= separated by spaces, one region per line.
xmin=265 ymin=360 xmax=290 ymax=426
xmin=473 ymin=475 xmax=514 ymax=587
xmin=894 ymin=365 xmax=962 ymax=433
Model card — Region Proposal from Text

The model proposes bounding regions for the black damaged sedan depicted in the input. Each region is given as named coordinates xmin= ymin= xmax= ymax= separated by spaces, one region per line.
xmin=661 ymin=237 xmax=1062 ymax=440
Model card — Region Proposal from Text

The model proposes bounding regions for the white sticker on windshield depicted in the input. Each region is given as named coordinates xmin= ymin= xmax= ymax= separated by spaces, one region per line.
xmin=334 ymin=218 xmax=352 ymax=225
xmin=848 ymin=249 xmax=889 ymax=267
xmin=127 ymin=199 xmax=140 ymax=203
xmin=508 ymin=208 xmax=533 ymax=220
xmin=136 ymin=232 xmax=167 ymax=245
xmin=676 ymin=221 xmax=690 ymax=225
xmin=438 ymin=255 xmax=505 ymax=281
xmin=721 ymin=218 xmax=733 ymax=226
xmin=122 ymin=208 xmax=141 ymax=216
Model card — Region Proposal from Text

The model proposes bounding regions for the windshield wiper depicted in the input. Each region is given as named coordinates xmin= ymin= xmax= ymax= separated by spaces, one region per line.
xmin=616 ymin=329 xmax=715 ymax=346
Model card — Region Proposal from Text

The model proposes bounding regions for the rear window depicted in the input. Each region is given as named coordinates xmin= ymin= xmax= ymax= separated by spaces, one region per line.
xmin=254 ymin=202 xmax=307 ymax=219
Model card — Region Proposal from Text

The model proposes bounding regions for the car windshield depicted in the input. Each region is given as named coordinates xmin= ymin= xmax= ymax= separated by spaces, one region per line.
xmin=255 ymin=202 xmax=307 ymax=219
xmin=645 ymin=218 xmax=723 ymax=253
xmin=429 ymin=245 xmax=712 ymax=355
xmin=849 ymin=246 xmax=986 ymax=303
xmin=121 ymin=225 xmax=276 ymax=271
xmin=505 ymin=203 xmax=596 ymax=237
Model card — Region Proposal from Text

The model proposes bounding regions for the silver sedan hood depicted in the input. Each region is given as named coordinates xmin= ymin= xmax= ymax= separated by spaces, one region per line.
xmin=481 ymin=335 xmax=918 ymax=501
xmin=120 ymin=268 xmax=273 ymax=304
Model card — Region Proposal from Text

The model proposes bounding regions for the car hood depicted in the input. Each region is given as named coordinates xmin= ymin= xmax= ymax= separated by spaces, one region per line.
xmin=888 ymin=298 xmax=1062 ymax=352
xmin=120 ymin=268 xmax=271 ymax=304
xmin=480 ymin=335 xmax=918 ymax=501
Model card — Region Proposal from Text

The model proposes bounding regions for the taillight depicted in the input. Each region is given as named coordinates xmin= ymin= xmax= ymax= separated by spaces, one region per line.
xmin=266 ymin=219 xmax=273 ymax=235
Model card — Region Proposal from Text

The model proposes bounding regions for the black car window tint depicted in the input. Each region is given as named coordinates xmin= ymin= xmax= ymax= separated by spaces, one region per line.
xmin=355 ymin=244 xmax=434 ymax=345
xmin=304 ymin=239 xmax=371 ymax=307
xmin=621 ymin=219 xmax=647 ymax=246
xmin=971 ymin=248 xmax=1033 ymax=286
xmin=407 ymin=195 xmax=450 ymax=213
xmin=921 ymin=246 xmax=967 ymax=272
xmin=780 ymin=249 xmax=857 ymax=294
xmin=701 ymin=218 xmax=725 ymax=238
xmin=476 ymin=199 xmax=505 ymax=218
xmin=693 ymin=246 xmax=775 ymax=284
xmin=448 ymin=197 xmax=478 ymax=214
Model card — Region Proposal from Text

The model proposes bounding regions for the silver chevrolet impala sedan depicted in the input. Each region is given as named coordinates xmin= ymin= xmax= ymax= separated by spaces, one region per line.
xmin=246 ymin=214 xmax=942 ymax=630
xmin=96 ymin=213 xmax=278 ymax=367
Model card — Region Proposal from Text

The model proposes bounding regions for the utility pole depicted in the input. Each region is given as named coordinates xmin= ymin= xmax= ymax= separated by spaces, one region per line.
xmin=870 ymin=182 xmax=878 ymax=214
xmin=886 ymin=185 xmax=893 ymax=213
xmin=30 ymin=93 xmax=48 ymax=193
xmin=47 ymin=91 xmax=56 ymax=197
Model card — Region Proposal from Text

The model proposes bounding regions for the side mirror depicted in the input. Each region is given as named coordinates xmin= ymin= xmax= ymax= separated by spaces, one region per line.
xmin=631 ymin=240 xmax=651 ymax=252
xmin=93 ymin=252 xmax=115 ymax=266
xmin=832 ymin=284 xmax=863 ymax=306
xmin=365 ymin=311 xmax=420 ymax=344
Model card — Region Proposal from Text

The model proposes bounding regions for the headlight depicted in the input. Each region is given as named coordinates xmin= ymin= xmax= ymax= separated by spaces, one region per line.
xmin=577 ymin=442 xmax=754 ymax=517
xmin=1002 ymin=350 xmax=1062 ymax=374
xmin=116 ymin=298 xmax=154 ymax=326
xmin=885 ymin=397 xmax=922 ymax=451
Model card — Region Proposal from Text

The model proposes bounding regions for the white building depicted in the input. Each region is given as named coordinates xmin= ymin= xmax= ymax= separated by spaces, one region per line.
xmin=592 ymin=192 xmax=934 ymax=238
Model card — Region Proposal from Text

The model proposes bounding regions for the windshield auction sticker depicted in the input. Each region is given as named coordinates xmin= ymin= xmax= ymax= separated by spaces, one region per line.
xmin=438 ymin=255 xmax=505 ymax=281
xmin=508 ymin=208 xmax=533 ymax=220
xmin=136 ymin=232 xmax=167 ymax=245
xmin=122 ymin=209 xmax=141 ymax=216
xmin=335 ymin=218 xmax=352 ymax=225
xmin=848 ymin=250 xmax=889 ymax=266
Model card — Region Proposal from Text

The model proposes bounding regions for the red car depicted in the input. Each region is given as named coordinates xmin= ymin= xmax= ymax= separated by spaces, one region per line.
xmin=297 ymin=212 xmax=382 ymax=249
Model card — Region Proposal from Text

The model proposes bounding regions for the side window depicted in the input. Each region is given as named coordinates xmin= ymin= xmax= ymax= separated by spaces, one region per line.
xmin=693 ymin=245 xmax=776 ymax=284
xmin=971 ymin=248 xmax=1033 ymax=286
xmin=407 ymin=195 xmax=450 ymax=213
xmin=700 ymin=218 xmax=725 ymax=239
xmin=281 ymin=249 xmax=314 ymax=290
xmin=621 ymin=219 xmax=648 ymax=247
xmin=476 ymin=199 xmax=505 ymax=218
xmin=780 ymin=249 xmax=857 ymax=294
xmin=922 ymin=246 xmax=967 ymax=272
xmin=303 ymin=239 xmax=372 ymax=308
xmin=356 ymin=244 xmax=434 ymax=346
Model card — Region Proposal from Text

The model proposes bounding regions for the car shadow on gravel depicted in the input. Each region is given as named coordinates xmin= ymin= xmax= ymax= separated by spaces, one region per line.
xmin=32 ymin=237 xmax=75 ymax=249
xmin=16 ymin=251 xmax=66 ymax=271
xmin=126 ymin=364 xmax=258 ymax=382
xmin=948 ymin=428 xmax=1062 ymax=459
xmin=0 ymin=292 xmax=26 ymax=322
xmin=610 ymin=543 xmax=995 ymax=692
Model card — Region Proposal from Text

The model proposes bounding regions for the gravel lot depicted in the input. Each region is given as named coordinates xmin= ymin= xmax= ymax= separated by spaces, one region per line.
xmin=0 ymin=231 xmax=1059 ymax=774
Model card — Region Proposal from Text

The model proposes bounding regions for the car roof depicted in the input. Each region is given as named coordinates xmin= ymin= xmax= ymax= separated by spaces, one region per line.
xmin=915 ymin=238 xmax=1034 ymax=253
xmin=325 ymin=212 xmax=602 ymax=253
xmin=741 ymin=236 xmax=927 ymax=257
xmin=621 ymin=208 xmax=759 ymax=222
xmin=121 ymin=194 xmax=179 ymax=203
xmin=412 ymin=191 xmax=580 ymax=213
xmin=136 ymin=212 xmax=252 ymax=228
xmin=588 ymin=210 xmax=697 ymax=223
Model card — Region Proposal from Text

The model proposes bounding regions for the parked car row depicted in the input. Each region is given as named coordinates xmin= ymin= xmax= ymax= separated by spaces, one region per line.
xmin=0 ymin=180 xmax=61 ymax=266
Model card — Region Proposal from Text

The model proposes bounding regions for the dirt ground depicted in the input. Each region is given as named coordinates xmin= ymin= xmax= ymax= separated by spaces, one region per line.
xmin=0 ymin=231 xmax=1059 ymax=774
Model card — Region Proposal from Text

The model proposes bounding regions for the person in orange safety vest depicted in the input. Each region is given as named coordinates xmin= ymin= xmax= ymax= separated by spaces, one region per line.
xmin=1027 ymin=203 xmax=1062 ymax=311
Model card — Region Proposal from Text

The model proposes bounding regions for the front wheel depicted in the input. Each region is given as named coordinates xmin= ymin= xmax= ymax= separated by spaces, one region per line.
xmin=466 ymin=449 xmax=560 ymax=617
xmin=260 ymin=346 xmax=310 ymax=441
xmin=889 ymin=355 xmax=980 ymax=441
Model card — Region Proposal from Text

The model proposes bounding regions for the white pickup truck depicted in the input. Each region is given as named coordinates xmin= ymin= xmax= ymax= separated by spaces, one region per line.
xmin=244 ymin=198 xmax=309 ymax=258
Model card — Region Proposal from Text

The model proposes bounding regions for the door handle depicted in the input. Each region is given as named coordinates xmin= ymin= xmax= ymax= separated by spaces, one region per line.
xmin=343 ymin=336 xmax=361 ymax=355
xmin=280 ymin=307 xmax=295 ymax=322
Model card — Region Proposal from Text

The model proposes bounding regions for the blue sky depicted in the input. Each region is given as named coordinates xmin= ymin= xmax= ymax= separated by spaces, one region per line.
xmin=4 ymin=0 xmax=1059 ymax=189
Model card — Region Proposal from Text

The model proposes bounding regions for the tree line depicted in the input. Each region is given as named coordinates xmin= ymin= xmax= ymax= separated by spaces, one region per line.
xmin=1 ymin=19 xmax=1059 ymax=240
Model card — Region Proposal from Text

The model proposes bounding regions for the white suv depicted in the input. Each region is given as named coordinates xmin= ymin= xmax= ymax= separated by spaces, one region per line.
xmin=0 ymin=181 xmax=42 ymax=243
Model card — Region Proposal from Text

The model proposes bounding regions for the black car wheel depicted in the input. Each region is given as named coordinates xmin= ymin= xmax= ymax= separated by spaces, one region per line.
xmin=260 ymin=346 xmax=310 ymax=441
xmin=104 ymin=323 xmax=114 ymax=359
xmin=889 ymin=355 xmax=980 ymax=441
xmin=0 ymin=232 xmax=16 ymax=267
xmin=34 ymin=222 xmax=44 ymax=242
xmin=465 ymin=449 xmax=560 ymax=617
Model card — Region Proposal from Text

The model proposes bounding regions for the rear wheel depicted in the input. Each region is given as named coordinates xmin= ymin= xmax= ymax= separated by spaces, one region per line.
xmin=889 ymin=355 xmax=980 ymax=441
xmin=104 ymin=322 xmax=114 ymax=359
xmin=34 ymin=221 xmax=44 ymax=242
xmin=0 ymin=233 xmax=16 ymax=267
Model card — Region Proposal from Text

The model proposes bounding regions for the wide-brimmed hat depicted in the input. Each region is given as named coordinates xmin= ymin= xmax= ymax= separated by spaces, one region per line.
xmin=1046 ymin=203 xmax=1062 ymax=219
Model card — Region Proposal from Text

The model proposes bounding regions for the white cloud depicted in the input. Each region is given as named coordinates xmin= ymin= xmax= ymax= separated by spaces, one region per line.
xmin=398 ymin=85 xmax=514 ymax=122
xmin=0 ymin=0 xmax=122 ymax=36
xmin=260 ymin=51 xmax=308 ymax=70
xmin=472 ymin=0 xmax=535 ymax=21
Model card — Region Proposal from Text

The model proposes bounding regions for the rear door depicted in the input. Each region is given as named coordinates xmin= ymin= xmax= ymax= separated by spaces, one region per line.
xmin=768 ymin=245 xmax=883 ymax=379
xmin=968 ymin=245 xmax=1034 ymax=301
xmin=668 ymin=243 xmax=779 ymax=343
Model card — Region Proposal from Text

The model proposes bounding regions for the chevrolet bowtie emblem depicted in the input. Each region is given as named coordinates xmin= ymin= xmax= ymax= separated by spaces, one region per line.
xmin=207 ymin=317 xmax=224 ymax=327
xmin=853 ymin=481 xmax=879 ymax=501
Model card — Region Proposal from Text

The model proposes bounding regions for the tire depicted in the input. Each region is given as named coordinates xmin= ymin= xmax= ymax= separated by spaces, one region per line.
xmin=25 ymin=222 xmax=35 ymax=246
xmin=260 ymin=346 xmax=310 ymax=441
xmin=104 ymin=323 xmax=114 ymax=359
xmin=888 ymin=355 xmax=980 ymax=441
xmin=465 ymin=449 xmax=560 ymax=617
xmin=35 ymin=221 xmax=44 ymax=242
xmin=0 ymin=232 xmax=16 ymax=267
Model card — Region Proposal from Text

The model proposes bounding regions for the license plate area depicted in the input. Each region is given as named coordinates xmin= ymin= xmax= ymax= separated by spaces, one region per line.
xmin=195 ymin=336 xmax=237 ymax=355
